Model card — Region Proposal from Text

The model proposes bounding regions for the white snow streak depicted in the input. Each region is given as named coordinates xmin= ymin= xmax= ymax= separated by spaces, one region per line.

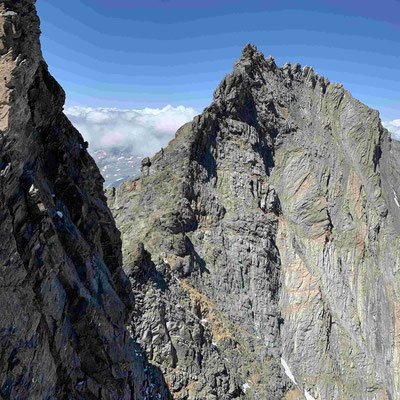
xmin=280 ymin=358 xmax=318 ymax=400
xmin=394 ymin=190 xmax=400 ymax=208
xmin=304 ymin=389 xmax=316 ymax=400
xmin=280 ymin=358 xmax=297 ymax=385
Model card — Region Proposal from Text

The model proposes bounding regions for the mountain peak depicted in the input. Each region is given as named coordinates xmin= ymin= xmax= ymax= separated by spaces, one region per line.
xmin=108 ymin=43 xmax=400 ymax=399
xmin=232 ymin=43 xmax=273 ymax=76
xmin=241 ymin=42 xmax=260 ymax=57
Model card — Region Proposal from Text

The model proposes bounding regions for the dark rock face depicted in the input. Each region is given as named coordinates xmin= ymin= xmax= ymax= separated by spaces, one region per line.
xmin=108 ymin=44 xmax=400 ymax=399
xmin=0 ymin=1 xmax=171 ymax=399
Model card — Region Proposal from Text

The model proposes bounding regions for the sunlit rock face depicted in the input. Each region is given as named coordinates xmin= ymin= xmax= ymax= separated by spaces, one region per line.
xmin=108 ymin=44 xmax=400 ymax=399
xmin=0 ymin=1 xmax=171 ymax=399
xmin=2 ymin=0 xmax=400 ymax=398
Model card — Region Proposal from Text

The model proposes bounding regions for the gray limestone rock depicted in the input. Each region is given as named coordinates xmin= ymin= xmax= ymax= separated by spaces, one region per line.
xmin=108 ymin=44 xmax=400 ymax=399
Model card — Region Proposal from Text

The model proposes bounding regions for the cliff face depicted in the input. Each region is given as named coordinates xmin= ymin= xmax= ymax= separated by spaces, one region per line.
xmin=0 ymin=1 xmax=171 ymax=399
xmin=108 ymin=44 xmax=400 ymax=399
xmin=2 ymin=1 xmax=400 ymax=398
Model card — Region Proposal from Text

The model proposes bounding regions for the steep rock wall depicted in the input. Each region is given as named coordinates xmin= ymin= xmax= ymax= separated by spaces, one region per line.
xmin=0 ymin=1 xmax=171 ymax=399
xmin=108 ymin=45 xmax=400 ymax=399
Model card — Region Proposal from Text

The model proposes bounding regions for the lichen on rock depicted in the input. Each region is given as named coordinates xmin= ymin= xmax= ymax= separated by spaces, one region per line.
xmin=108 ymin=43 xmax=400 ymax=399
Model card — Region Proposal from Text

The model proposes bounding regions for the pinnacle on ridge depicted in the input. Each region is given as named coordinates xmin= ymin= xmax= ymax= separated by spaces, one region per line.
xmin=240 ymin=43 xmax=266 ymax=60
xmin=241 ymin=43 xmax=258 ymax=55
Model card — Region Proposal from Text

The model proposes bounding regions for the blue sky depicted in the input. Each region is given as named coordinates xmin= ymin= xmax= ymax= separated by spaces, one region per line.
xmin=36 ymin=0 xmax=400 ymax=120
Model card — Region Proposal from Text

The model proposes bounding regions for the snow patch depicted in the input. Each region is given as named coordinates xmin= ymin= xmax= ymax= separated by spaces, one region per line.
xmin=242 ymin=383 xmax=250 ymax=393
xmin=304 ymin=389 xmax=316 ymax=400
xmin=280 ymin=358 xmax=297 ymax=385
xmin=28 ymin=184 xmax=38 ymax=195
xmin=56 ymin=211 xmax=63 ymax=218
xmin=394 ymin=190 xmax=400 ymax=208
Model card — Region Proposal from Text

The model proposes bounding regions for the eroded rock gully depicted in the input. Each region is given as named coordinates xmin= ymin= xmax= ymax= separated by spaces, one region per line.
xmin=108 ymin=44 xmax=400 ymax=399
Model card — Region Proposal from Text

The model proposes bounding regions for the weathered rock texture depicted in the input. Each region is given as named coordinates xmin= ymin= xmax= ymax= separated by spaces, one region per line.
xmin=108 ymin=44 xmax=400 ymax=399
xmin=0 ymin=1 xmax=171 ymax=399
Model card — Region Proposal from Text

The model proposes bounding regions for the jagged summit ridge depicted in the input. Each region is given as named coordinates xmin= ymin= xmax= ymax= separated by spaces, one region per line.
xmin=234 ymin=43 xmax=330 ymax=84
xmin=108 ymin=42 xmax=400 ymax=399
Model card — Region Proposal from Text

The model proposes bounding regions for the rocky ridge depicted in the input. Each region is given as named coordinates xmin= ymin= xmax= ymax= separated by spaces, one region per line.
xmin=0 ymin=1 xmax=171 ymax=399
xmin=108 ymin=44 xmax=400 ymax=399
xmin=1 ymin=0 xmax=400 ymax=398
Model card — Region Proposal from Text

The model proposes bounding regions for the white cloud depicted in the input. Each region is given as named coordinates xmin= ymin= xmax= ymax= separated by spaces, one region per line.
xmin=65 ymin=105 xmax=198 ymax=156
xmin=382 ymin=119 xmax=400 ymax=141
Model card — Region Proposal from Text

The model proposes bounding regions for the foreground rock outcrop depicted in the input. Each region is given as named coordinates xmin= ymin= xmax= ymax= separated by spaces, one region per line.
xmin=0 ymin=1 xmax=171 ymax=398
xmin=108 ymin=44 xmax=400 ymax=399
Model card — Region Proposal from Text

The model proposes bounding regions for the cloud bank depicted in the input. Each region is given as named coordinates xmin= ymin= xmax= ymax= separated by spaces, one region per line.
xmin=382 ymin=119 xmax=400 ymax=141
xmin=65 ymin=105 xmax=198 ymax=156
xmin=65 ymin=106 xmax=400 ymax=155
